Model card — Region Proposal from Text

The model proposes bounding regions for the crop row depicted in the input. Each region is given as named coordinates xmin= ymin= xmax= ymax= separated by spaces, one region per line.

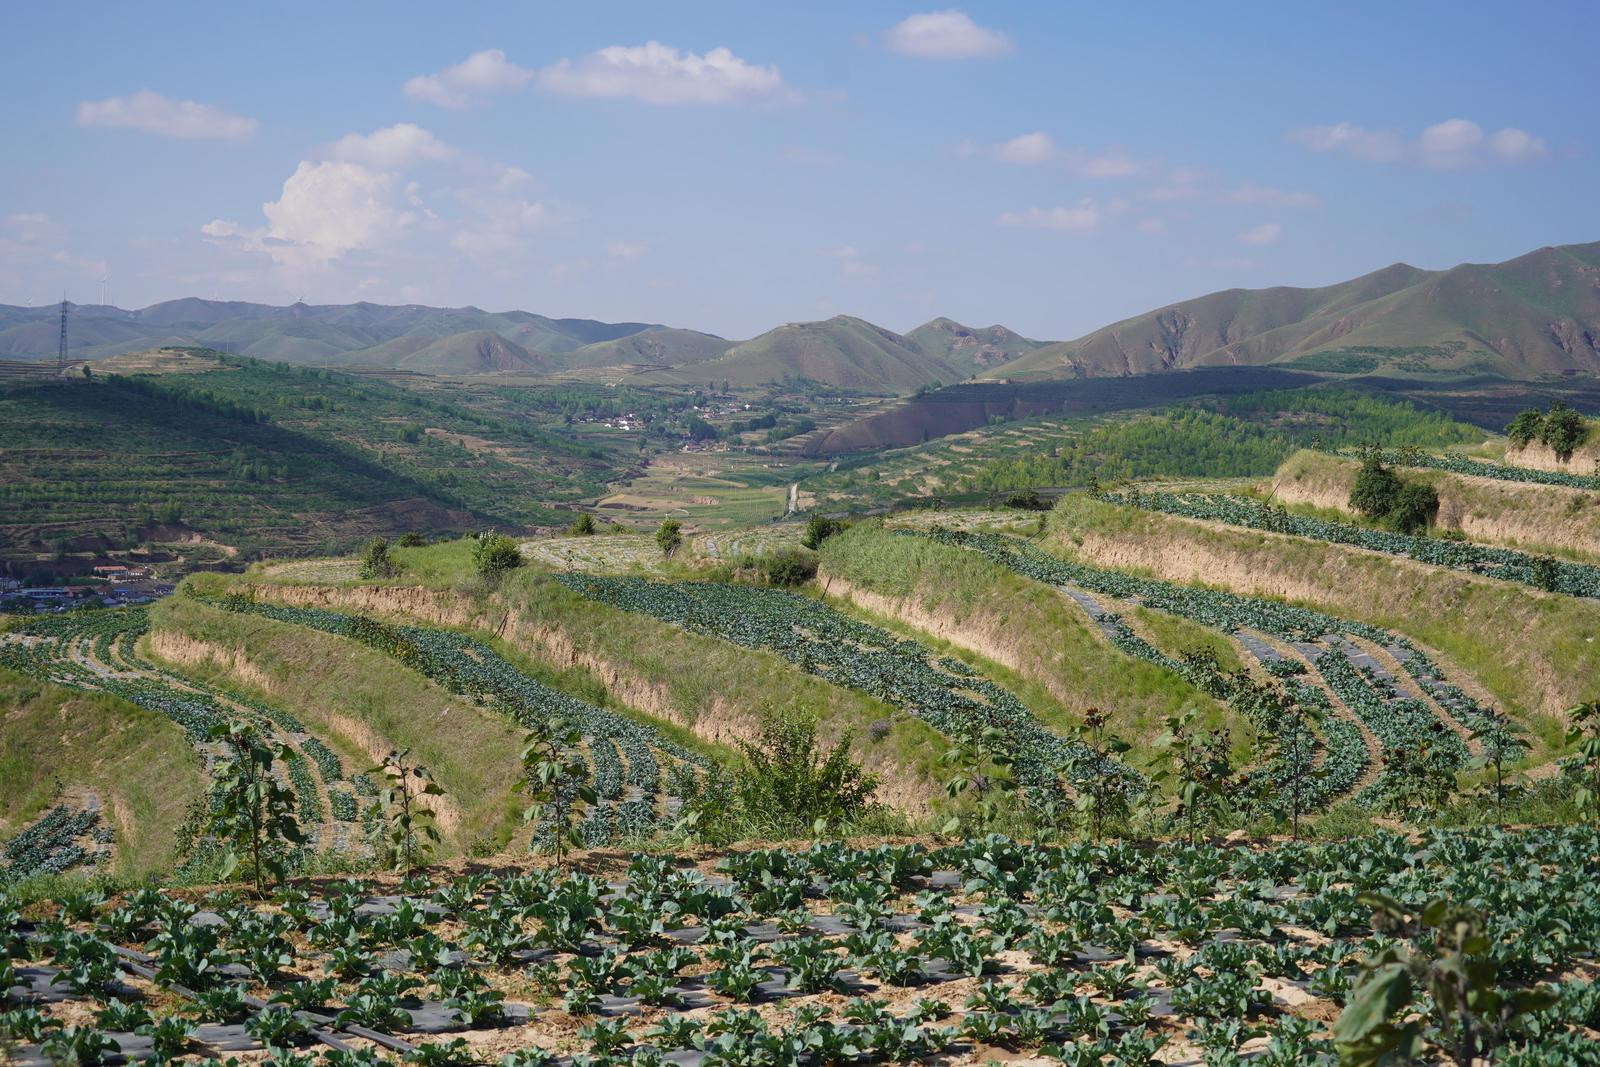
xmin=4 ymin=827 xmax=1599 ymax=1065
xmin=1340 ymin=446 xmax=1600 ymax=490
xmin=553 ymin=574 xmax=1144 ymax=800
xmin=1104 ymin=489 xmax=1600 ymax=596
xmin=211 ymin=597 xmax=702 ymax=842
xmin=0 ymin=805 xmax=103 ymax=884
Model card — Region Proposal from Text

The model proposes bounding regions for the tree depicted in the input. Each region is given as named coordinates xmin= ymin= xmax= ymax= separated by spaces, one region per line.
xmin=568 ymin=513 xmax=597 ymax=537
xmin=655 ymin=518 xmax=683 ymax=559
xmin=1069 ymin=707 xmax=1133 ymax=842
xmin=471 ymin=531 xmax=523 ymax=581
xmin=800 ymin=516 xmax=845 ymax=550
xmin=368 ymin=750 xmax=443 ymax=876
xmin=940 ymin=722 xmax=1018 ymax=837
xmin=1505 ymin=408 xmax=1544 ymax=449
xmin=1349 ymin=452 xmax=1403 ymax=519
xmin=358 ymin=538 xmax=399 ymax=579
xmin=1470 ymin=714 xmax=1527 ymax=827
xmin=1153 ymin=707 xmax=1235 ymax=845
xmin=516 ymin=716 xmax=595 ymax=863
xmin=1377 ymin=732 xmax=1457 ymax=820
xmin=1565 ymin=701 xmax=1600 ymax=824
xmin=1259 ymin=691 xmax=1324 ymax=840
xmin=1386 ymin=482 xmax=1440 ymax=534
xmin=1335 ymin=895 xmax=1555 ymax=1067
xmin=759 ymin=549 xmax=817 ymax=587
xmin=1539 ymin=400 xmax=1586 ymax=460
xmin=207 ymin=722 xmax=304 ymax=893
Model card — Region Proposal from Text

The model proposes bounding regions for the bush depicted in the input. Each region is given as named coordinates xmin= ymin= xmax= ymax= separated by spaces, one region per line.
xmin=358 ymin=538 xmax=399 ymax=580
xmin=1540 ymin=400 xmax=1587 ymax=459
xmin=568 ymin=513 xmax=596 ymax=537
xmin=1349 ymin=455 xmax=1403 ymax=518
xmin=734 ymin=709 xmax=878 ymax=834
xmin=1506 ymin=408 xmax=1544 ymax=449
xmin=394 ymin=532 xmax=426 ymax=547
xmin=655 ymin=519 xmax=683 ymax=558
xmin=471 ymin=532 xmax=523 ymax=580
xmin=801 ymin=516 xmax=846 ymax=551
xmin=759 ymin=550 xmax=818 ymax=587
xmin=1385 ymin=482 xmax=1439 ymax=534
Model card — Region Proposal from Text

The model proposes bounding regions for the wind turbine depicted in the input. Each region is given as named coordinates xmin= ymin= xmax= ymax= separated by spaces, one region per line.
xmin=99 ymin=272 xmax=108 ymax=307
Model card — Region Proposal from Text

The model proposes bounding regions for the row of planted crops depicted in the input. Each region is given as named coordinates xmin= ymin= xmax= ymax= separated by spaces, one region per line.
xmin=1342 ymin=446 xmax=1600 ymax=491
xmin=3 ymin=828 xmax=1598 ymax=1065
xmin=1101 ymin=490 xmax=1600 ymax=597
xmin=907 ymin=529 xmax=1525 ymax=815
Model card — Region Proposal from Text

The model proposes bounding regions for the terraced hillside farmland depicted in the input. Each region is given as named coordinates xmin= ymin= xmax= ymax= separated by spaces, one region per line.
xmin=0 ymin=350 xmax=624 ymax=563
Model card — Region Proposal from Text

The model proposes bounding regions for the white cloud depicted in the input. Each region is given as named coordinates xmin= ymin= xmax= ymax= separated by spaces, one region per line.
xmin=329 ymin=124 xmax=457 ymax=169
xmin=961 ymin=132 xmax=1152 ymax=177
xmin=404 ymin=49 xmax=533 ymax=108
xmin=1289 ymin=118 xmax=1545 ymax=168
xmin=75 ymin=90 xmax=257 ymax=140
xmin=450 ymin=198 xmax=553 ymax=257
xmin=1237 ymin=222 xmax=1282 ymax=246
xmin=822 ymin=245 xmax=877 ymax=276
xmin=606 ymin=241 xmax=648 ymax=261
xmin=1136 ymin=218 xmax=1166 ymax=236
xmin=1224 ymin=183 xmax=1320 ymax=208
xmin=538 ymin=42 xmax=791 ymax=105
xmin=996 ymin=202 xmax=1100 ymax=232
xmin=1142 ymin=177 xmax=1319 ymax=208
xmin=884 ymin=10 xmax=1013 ymax=59
xmin=4 ymin=212 xmax=49 ymax=227
xmin=204 ymin=160 xmax=415 ymax=270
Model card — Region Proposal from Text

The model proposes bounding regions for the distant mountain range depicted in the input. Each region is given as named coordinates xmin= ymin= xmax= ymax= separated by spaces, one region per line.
xmin=986 ymin=240 xmax=1600 ymax=381
xmin=5 ymin=239 xmax=1597 ymax=388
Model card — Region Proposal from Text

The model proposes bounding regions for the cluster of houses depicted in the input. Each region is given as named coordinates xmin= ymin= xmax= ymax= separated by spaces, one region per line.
xmin=0 ymin=566 xmax=174 ymax=613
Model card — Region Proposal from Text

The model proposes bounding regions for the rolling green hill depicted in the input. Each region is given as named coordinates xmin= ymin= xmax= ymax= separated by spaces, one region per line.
xmin=628 ymin=315 xmax=963 ymax=392
xmin=346 ymin=329 xmax=553 ymax=374
xmin=988 ymin=240 xmax=1600 ymax=380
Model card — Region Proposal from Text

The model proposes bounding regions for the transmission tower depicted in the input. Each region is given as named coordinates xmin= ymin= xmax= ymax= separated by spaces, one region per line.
xmin=57 ymin=297 xmax=68 ymax=372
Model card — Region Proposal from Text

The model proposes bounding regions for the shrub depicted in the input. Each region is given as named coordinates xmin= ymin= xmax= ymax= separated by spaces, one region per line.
xmin=1506 ymin=408 xmax=1544 ymax=449
xmin=1385 ymin=482 xmax=1439 ymax=534
xmin=471 ymin=531 xmax=523 ymax=580
xmin=568 ymin=513 xmax=596 ymax=537
xmin=759 ymin=550 xmax=818 ymax=587
xmin=1349 ymin=454 xmax=1403 ymax=518
xmin=394 ymin=532 xmax=426 ymax=547
xmin=655 ymin=519 xmax=683 ymax=558
xmin=801 ymin=516 xmax=846 ymax=550
xmin=1539 ymin=400 xmax=1587 ymax=460
xmin=734 ymin=709 xmax=878 ymax=835
xmin=358 ymin=538 xmax=399 ymax=580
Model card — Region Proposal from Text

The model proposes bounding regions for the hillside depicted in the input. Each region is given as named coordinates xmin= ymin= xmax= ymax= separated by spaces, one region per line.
xmin=0 ymin=350 xmax=623 ymax=567
xmin=365 ymin=329 xmax=551 ymax=374
xmin=0 ymin=299 xmax=663 ymax=366
xmin=905 ymin=317 xmax=1045 ymax=370
xmin=988 ymin=240 xmax=1600 ymax=380
xmin=629 ymin=315 xmax=962 ymax=392
xmin=563 ymin=326 xmax=733 ymax=368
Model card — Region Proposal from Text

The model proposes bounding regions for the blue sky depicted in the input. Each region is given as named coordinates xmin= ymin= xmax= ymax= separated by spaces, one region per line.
xmin=2 ymin=1 xmax=1596 ymax=340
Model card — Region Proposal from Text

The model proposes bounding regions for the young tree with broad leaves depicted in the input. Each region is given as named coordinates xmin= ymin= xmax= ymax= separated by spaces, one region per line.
xmin=207 ymin=721 xmax=304 ymax=893
xmin=368 ymin=749 xmax=444 ymax=876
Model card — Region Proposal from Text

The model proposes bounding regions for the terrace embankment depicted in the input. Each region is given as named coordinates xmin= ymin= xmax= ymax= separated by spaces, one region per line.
xmin=1267 ymin=449 xmax=1600 ymax=560
xmin=0 ymin=667 xmax=203 ymax=878
xmin=817 ymin=526 xmax=1243 ymax=752
xmin=205 ymin=574 xmax=949 ymax=818
xmin=1048 ymin=494 xmax=1596 ymax=729
xmin=149 ymin=597 xmax=524 ymax=852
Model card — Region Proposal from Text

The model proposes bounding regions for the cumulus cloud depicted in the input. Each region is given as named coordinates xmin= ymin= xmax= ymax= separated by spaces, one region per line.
xmin=960 ymin=132 xmax=1152 ymax=178
xmin=1237 ymin=222 xmax=1282 ymax=246
xmin=404 ymin=49 xmax=533 ymax=108
xmin=1289 ymin=118 xmax=1545 ymax=168
xmin=75 ymin=90 xmax=257 ymax=139
xmin=884 ymin=10 xmax=1013 ymax=59
xmin=996 ymin=202 xmax=1100 ymax=232
xmin=538 ymin=42 xmax=791 ymax=105
xmin=204 ymin=161 xmax=415 ymax=269
xmin=329 ymin=123 xmax=457 ymax=169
